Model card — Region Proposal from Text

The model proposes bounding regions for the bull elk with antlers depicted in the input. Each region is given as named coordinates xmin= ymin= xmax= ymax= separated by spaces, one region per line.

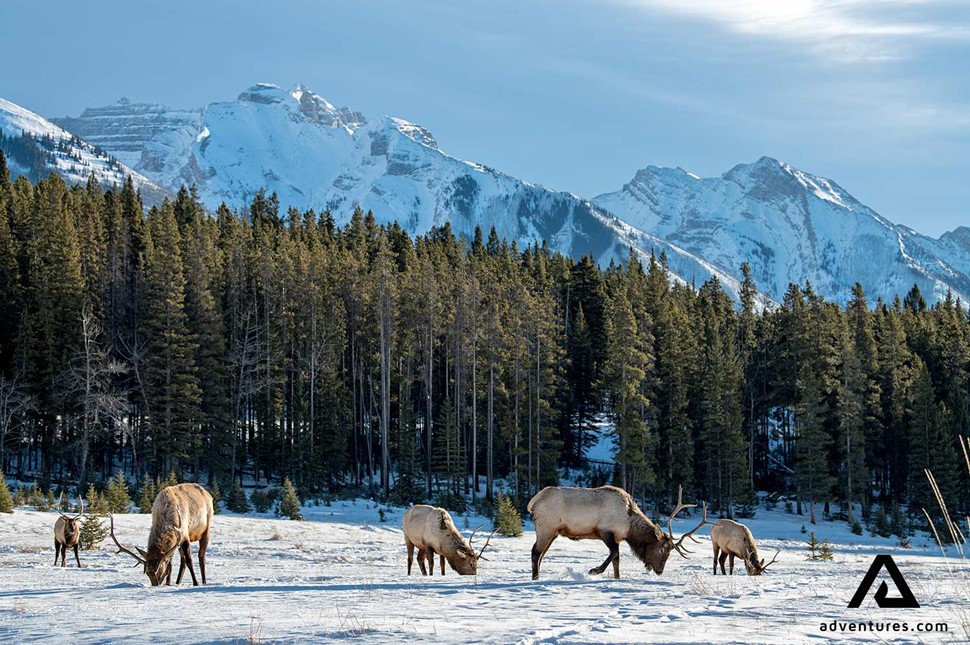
xmin=53 ymin=493 xmax=83 ymax=568
xmin=403 ymin=505 xmax=494 ymax=576
xmin=528 ymin=485 xmax=708 ymax=580
xmin=710 ymin=518 xmax=778 ymax=576
xmin=111 ymin=482 xmax=213 ymax=586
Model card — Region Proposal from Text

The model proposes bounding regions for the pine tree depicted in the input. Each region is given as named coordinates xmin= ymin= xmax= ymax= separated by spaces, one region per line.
xmin=278 ymin=478 xmax=303 ymax=520
xmin=494 ymin=492 xmax=523 ymax=537
xmin=105 ymin=470 xmax=131 ymax=513
xmin=0 ymin=471 xmax=13 ymax=512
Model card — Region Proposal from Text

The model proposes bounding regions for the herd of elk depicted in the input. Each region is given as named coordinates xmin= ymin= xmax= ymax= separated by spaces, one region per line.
xmin=403 ymin=504 xmax=494 ymax=575
xmin=527 ymin=485 xmax=710 ymax=579
xmin=710 ymin=518 xmax=778 ymax=576
xmin=53 ymin=493 xmax=84 ymax=568
xmin=110 ymin=482 xmax=214 ymax=586
xmin=41 ymin=479 xmax=777 ymax=585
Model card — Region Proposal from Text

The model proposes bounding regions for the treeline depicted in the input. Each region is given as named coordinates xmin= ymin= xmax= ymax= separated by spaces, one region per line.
xmin=0 ymin=150 xmax=966 ymax=530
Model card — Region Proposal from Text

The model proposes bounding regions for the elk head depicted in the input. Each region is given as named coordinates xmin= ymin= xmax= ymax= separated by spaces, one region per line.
xmin=746 ymin=549 xmax=780 ymax=576
xmin=648 ymin=486 xmax=710 ymax=574
xmin=454 ymin=525 xmax=495 ymax=574
xmin=110 ymin=511 xmax=182 ymax=586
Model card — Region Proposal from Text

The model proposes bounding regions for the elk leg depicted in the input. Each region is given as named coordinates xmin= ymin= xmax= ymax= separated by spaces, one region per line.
xmin=612 ymin=550 xmax=620 ymax=579
xmin=728 ymin=553 xmax=735 ymax=575
xmin=184 ymin=542 xmax=200 ymax=586
xmin=713 ymin=545 xmax=720 ymax=575
xmin=407 ymin=541 xmax=415 ymax=575
xmin=416 ymin=548 xmax=428 ymax=576
xmin=427 ymin=549 xmax=436 ymax=575
xmin=531 ymin=533 xmax=558 ymax=580
xmin=176 ymin=542 xmax=188 ymax=584
xmin=590 ymin=532 xmax=619 ymax=577
xmin=440 ymin=553 xmax=446 ymax=576
xmin=54 ymin=541 xmax=61 ymax=567
xmin=198 ymin=529 xmax=209 ymax=585
xmin=73 ymin=544 xmax=81 ymax=568
xmin=718 ymin=552 xmax=728 ymax=575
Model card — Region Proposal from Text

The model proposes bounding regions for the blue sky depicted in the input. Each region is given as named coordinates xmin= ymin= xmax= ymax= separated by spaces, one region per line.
xmin=1 ymin=0 xmax=968 ymax=235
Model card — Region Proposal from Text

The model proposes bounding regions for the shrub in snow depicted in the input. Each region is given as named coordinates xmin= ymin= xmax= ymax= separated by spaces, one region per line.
xmin=0 ymin=471 xmax=13 ymax=513
xmin=494 ymin=493 xmax=523 ymax=537
xmin=278 ymin=479 xmax=303 ymax=521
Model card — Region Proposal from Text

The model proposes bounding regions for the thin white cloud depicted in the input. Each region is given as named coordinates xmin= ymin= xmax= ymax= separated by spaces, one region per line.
xmin=618 ymin=0 xmax=967 ymax=61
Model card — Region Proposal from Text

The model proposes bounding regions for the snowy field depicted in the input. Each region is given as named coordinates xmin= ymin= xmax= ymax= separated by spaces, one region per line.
xmin=1 ymin=500 xmax=967 ymax=644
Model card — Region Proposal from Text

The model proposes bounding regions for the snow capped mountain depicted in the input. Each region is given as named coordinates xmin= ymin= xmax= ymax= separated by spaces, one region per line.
xmin=594 ymin=157 xmax=970 ymax=304
xmin=46 ymin=85 xmax=968 ymax=304
xmin=52 ymin=83 xmax=730 ymax=286
xmin=0 ymin=98 xmax=164 ymax=200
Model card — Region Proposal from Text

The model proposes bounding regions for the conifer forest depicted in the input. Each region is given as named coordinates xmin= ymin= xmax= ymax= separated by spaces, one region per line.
xmin=0 ymin=151 xmax=967 ymax=532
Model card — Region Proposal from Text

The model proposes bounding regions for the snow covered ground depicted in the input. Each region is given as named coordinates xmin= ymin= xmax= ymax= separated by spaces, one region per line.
xmin=1 ymin=500 xmax=967 ymax=644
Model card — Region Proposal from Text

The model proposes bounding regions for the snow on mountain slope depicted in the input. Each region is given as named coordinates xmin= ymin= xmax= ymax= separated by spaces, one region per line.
xmin=0 ymin=97 xmax=163 ymax=201
xmin=52 ymin=98 xmax=203 ymax=188
xmin=594 ymin=157 xmax=970 ymax=304
xmin=55 ymin=83 xmax=741 ymax=295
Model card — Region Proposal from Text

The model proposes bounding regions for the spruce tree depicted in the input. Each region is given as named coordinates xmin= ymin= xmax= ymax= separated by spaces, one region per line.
xmin=0 ymin=471 xmax=13 ymax=512
xmin=105 ymin=471 xmax=131 ymax=514
xmin=138 ymin=473 xmax=157 ymax=513
xmin=226 ymin=481 xmax=250 ymax=513
xmin=494 ymin=492 xmax=523 ymax=537
xmin=209 ymin=479 xmax=222 ymax=514
xmin=143 ymin=201 xmax=201 ymax=475
xmin=278 ymin=478 xmax=303 ymax=520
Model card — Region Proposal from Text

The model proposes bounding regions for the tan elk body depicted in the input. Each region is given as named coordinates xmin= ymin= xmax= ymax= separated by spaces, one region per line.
xmin=528 ymin=485 xmax=708 ymax=579
xmin=112 ymin=482 xmax=213 ymax=586
xmin=402 ymin=505 xmax=492 ymax=576
xmin=53 ymin=494 xmax=83 ymax=567
xmin=710 ymin=518 xmax=778 ymax=575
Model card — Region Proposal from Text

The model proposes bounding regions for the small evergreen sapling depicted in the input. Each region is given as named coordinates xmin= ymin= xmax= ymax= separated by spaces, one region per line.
xmin=79 ymin=485 xmax=110 ymax=550
xmin=494 ymin=493 xmax=523 ymax=537
xmin=250 ymin=489 xmax=273 ymax=513
xmin=226 ymin=481 xmax=250 ymax=513
xmin=209 ymin=479 xmax=222 ymax=514
xmin=106 ymin=471 xmax=131 ymax=513
xmin=138 ymin=473 xmax=157 ymax=513
xmin=278 ymin=478 xmax=303 ymax=521
xmin=0 ymin=471 xmax=13 ymax=513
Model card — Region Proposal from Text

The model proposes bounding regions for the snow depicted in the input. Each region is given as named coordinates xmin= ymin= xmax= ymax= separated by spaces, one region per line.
xmin=594 ymin=157 xmax=970 ymax=305
xmin=1 ymin=500 xmax=965 ymax=644
xmin=0 ymin=98 xmax=162 ymax=197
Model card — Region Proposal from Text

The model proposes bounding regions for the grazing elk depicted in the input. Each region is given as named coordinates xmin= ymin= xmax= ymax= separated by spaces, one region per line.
xmin=53 ymin=493 xmax=83 ymax=568
xmin=111 ymin=482 xmax=214 ymax=586
xmin=403 ymin=505 xmax=493 ymax=576
xmin=710 ymin=518 xmax=779 ymax=576
xmin=528 ymin=485 xmax=708 ymax=580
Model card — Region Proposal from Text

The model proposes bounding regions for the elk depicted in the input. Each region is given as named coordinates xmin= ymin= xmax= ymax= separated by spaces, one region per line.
xmin=528 ymin=485 xmax=708 ymax=580
xmin=111 ymin=482 xmax=213 ymax=586
xmin=53 ymin=493 xmax=83 ymax=568
xmin=403 ymin=504 xmax=493 ymax=576
xmin=710 ymin=518 xmax=779 ymax=576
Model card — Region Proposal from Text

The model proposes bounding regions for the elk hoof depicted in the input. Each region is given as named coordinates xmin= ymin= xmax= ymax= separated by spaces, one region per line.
xmin=588 ymin=567 xmax=602 ymax=575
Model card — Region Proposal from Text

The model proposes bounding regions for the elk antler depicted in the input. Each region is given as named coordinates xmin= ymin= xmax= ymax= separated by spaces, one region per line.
xmin=760 ymin=550 xmax=781 ymax=572
xmin=110 ymin=514 xmax=146 ymax=565
xmin=476 ymin=529 xmax=497 ymax=561
xmin=666 ymin=486 xmax=711 ymax=557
